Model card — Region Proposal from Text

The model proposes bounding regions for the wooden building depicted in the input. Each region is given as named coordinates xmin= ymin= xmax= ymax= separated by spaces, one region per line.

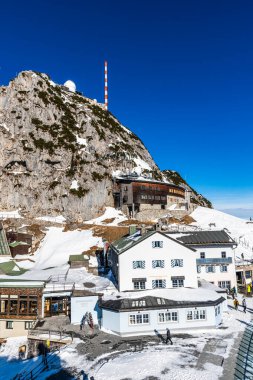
xmin=113 ymin=176 xmax=185 ymax=215
xmin=6 ymin=231 xmax=33 ymax=257
xmin=0 ymin=280 xmax=44 ymax=338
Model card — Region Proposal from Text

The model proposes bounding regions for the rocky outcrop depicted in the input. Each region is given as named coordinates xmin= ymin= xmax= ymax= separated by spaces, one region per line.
xmin=0 ymin=71 xmax=159 ymax=221
xmin=0 ymin=71 xmax=211 ymax=221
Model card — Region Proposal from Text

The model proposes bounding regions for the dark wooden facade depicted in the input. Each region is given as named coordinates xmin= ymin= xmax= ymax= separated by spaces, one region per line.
xmin=6 ymin=231 xmax=32 ymax=257
xmin=0 ymin=286 xmax=43 ymax=320
xmin=113 ymin=177 xmax=185 ymax=211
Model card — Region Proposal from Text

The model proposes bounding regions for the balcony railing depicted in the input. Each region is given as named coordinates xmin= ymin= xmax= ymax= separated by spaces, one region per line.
xmin=196 ymin=257 xmax=232 ymax=265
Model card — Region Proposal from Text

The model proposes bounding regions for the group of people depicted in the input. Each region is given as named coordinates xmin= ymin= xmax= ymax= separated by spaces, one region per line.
xmin=233 ymin=297 xmax=247 ymax=313
xmin=80 ymin=312 xmax=94 ymax=331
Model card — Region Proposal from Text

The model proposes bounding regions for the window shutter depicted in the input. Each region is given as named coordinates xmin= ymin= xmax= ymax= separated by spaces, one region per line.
xmin=179 ymin=259 xmax=183 ymax=267
xmin=133 ymin=261 xmax=137 ymax=269
xmin=161 ymin=260 xmax=165 ymax=268
xmin=171 ymin=259 xmax=175 ymax=267
xmin=152 ymin=241 xmax=155 ymax=248
xmin=213 ymin=266 xmax=216 ymax=273
xmin=205 ymin=266 xmax=209 ymax=273
xmin=162 ymin=279 xmax=166 ymax=288
xmin=142 ymin=261 xmax=145 ymax=269
xmin=152 ymin=261 xmax=156 ymax=268
xmin=197 ymin=265 xmax=201 ymax=273
xmin=152 ymin=280 xmax=156 ymax=289
xmin=220 ymin=265 xmax=223 ymax=272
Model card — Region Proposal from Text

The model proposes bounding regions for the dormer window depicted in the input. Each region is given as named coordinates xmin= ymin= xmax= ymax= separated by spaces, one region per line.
xmin=221 ymin=251 xmax=226 ymax=258
xmin=132 ymin=300 xmax=146 ymax=307
xmin=152 ymin=241 xmax=163 ymax=248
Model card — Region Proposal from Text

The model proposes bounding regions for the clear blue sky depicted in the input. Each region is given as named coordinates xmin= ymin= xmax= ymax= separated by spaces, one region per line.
xmin=1 ymin=0 xmax=252 ymax=209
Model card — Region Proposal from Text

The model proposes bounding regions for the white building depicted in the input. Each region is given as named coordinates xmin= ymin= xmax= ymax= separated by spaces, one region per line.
xmin=100 ymin=288 xmax=224 ymax=337
xmin=166 ymin=230 xmax=237 ymax=290
xmin=108 ymin=230 xmax=198 ymax=292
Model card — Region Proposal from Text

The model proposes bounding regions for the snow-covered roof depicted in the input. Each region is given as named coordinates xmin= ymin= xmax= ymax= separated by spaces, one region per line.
xmin=100 ymin=287 xmax=224 ymax=311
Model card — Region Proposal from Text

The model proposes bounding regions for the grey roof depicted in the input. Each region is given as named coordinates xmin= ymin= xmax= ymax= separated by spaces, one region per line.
xmin=99 ymin=295 xmax=225 ymax=312
xmin=111 ymin=230 xmax=155 ymax=254
xmin=171 ymin=230 xmax=236 ymax=246
xmin=111 ymin=230 xmax=196 ymax=255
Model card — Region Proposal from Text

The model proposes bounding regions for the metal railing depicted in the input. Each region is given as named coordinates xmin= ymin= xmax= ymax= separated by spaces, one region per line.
xmin=12 ymin=347 xmax=64 ymax=380
xmin=196 ymin=257 xmax=233 ymax=265
xmin=234 ymin=322 xmax=253 ymax=379
xmin=28 ymin=328 xmax=73 ymax=342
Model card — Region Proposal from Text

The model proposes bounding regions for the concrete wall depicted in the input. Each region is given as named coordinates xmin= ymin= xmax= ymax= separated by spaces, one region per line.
xmin=102 ymin=304 xmax=222 ymax=337
xmin=118 ymin=232 xmax=198 ymax=291
xmin=71 ymin=296 xmax=101 ymax=325
xmin=0 ymin=319 xmax=33 ymax=338
xmin=194 ymin=246 xmax=237 ymax=288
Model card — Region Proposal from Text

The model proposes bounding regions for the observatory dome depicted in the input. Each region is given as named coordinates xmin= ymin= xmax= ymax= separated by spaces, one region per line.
xmin=64 ymin=80 xmax=76 ymax=93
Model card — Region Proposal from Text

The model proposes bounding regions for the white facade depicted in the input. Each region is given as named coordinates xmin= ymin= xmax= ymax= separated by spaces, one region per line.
xmin=193 ymin=245 xmax=237 ymax=289
xmin=102 ymin=303 xmax=223 ymax=337
xmin=117 ymin=232 xmax=198 ymax=292
xmin=71 ymin=295 xmax=101 ymax=325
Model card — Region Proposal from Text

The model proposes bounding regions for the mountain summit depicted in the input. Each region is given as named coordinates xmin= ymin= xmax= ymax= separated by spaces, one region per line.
xmin=0 ymin=71 xmax=210 ymax=220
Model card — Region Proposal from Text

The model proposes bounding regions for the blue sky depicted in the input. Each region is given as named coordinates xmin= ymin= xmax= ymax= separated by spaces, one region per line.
xmin=0 ymin=0 xmax=252 ymax=209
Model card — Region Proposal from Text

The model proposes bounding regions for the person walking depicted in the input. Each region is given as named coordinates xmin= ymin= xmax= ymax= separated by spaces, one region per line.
xmin=165 ymin=328 xmax=173 ymax=345
xmin=234 ymin=297 xmax=239 ymax=310
xmin=242 ymin=297 xmax=247 ymax=313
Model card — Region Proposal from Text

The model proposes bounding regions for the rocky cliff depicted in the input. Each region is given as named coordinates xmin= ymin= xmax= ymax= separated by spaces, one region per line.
xmin=0 ymin=71 xmax=211 ymax=221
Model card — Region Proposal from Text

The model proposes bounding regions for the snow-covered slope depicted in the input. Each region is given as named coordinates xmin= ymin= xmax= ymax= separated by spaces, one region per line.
xmin=191 ymin=206 xmax=253 ymax=260
xmin=33 ymin=227 xmax=103 ymax=270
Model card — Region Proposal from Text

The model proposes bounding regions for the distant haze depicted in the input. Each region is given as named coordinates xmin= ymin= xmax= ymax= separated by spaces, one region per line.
xmin=220 ymin=209 xmax=253 ymax=220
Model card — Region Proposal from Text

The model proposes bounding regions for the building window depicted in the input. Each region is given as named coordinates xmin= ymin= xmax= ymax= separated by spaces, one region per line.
xmin=133 ymin=281 xmax=146 ymax=290
xmin=141 ymin=194 xmax=148 ymax=200
xmin=152 ymin=279 xmax=166 ymax=288
xmin=171 ymin=259 xmax=183 ymax=267
xmin=206 ymin=266 xmax=215 ymax=273
xmin=186 ymin=309 xmax=206 ymax=321
xmin=172 ymin=279 xmax=184 ymax=288
xmin=152 ymin=241 xmax=163 ymax=248
xmin=132 ymin=300 xmax=146 ymax=307
xmin=25 ymin=321 xmax=33 ymax=330
xmin=133 ymin=261 xmax=145 ymax=269
xmin=6 ymin=321 xmax=13 ymax=329
xmin=152 ymin=260 xmax=165 ymax=268
xmin=245 ymin=270 xmax=252 ymax=278
xmin=129 ymin=313 xmax=149 ymax=325
xmin=200 ymin=252 xmax=205 ymax=259
xmin=158 ymin=311 xmax=178 ymax=323
xmin=218 ymin=281 xmax=231 ymax=289
xmin=220 ymin=265 xmax=228 ymax=272
xmin=221 ymin=251 xmax=226 ymax=258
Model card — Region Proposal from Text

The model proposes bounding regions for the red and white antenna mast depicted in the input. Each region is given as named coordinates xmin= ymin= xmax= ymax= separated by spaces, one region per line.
xmin=104 ymin=60 xmax=108 ymax=110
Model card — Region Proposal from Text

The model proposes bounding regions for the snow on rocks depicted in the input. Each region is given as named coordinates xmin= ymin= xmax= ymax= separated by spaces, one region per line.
xmin=70 ymin=179 xmax=79 ymax=190
xmin=36 ymin=215 xmax=66 ymax=223
xmin=84 ymin=207 xmax=127 ymax=226
xmin=0 ymin=209 xmax=23 ymax=219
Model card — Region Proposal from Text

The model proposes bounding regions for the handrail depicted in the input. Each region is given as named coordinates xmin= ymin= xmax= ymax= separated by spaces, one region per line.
xmin=14 ymin=348 xmax=60 ymax=380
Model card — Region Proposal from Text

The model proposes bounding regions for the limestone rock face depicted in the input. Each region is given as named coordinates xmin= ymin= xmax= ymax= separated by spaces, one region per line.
xmin=0 ymin=71 xmax=211 ymax=221
xmin=0 ymin=71 xmax=158 ymax=221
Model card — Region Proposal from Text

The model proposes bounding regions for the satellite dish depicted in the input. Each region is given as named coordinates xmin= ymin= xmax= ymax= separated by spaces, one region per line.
xmin=64 ymin=80 xmax=76 ymax=93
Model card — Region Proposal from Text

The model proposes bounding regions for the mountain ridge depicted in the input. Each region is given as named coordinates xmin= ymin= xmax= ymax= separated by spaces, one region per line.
xmin=0 ymin=71 xmax=211 ymax=221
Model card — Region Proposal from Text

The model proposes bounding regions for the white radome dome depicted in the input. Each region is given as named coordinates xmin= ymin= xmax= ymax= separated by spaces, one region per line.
xmin=64 ymin=80 xmax=76 ymax=93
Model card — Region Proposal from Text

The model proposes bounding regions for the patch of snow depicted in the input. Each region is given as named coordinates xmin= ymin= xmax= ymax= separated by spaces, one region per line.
xmin=84 ymin=207 xmax=127 ymax=226
xmin=70 ymin=180 xmax=79 ymax=190
xmin=0 ymin=210 xmax=22 ymax=219
xmin=76 ymin=135 xmax=87 ymax=146
xmin=120 ymin=125 xmax=132 ymax=135
xmin=36 ymin=215 xmax=66 ymax=223
xmin=133 ymin=157 xmax=152 ymax=176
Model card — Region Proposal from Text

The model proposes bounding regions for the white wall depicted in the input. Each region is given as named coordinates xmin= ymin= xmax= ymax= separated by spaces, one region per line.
xmin=194 ymin=246 xmax=237 ymax=288
xmin=118 ymin=232 xmax=198 ymax=291
xmin=102 ymin=304 xmax=222 ymax=337
xmin=71 ymin=296 xmax=101 ymax=325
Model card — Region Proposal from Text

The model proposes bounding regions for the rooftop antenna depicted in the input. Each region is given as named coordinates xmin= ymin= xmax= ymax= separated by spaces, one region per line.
xmin=104 ymin=60 xmax=108 ymax=110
